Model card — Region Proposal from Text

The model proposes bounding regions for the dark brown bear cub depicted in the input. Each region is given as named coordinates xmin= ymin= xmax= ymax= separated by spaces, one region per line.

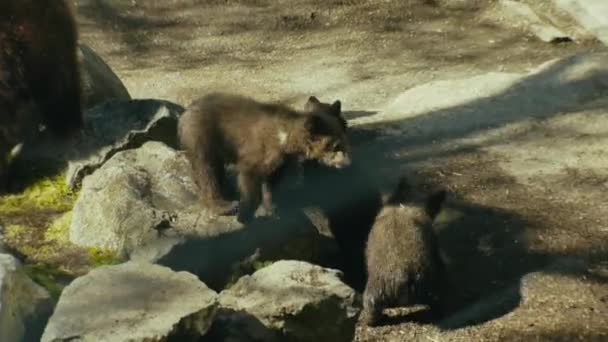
xmin=361 ymin=177 xmax=447 ymax=326
xmin=178 ymin=93 xmax=350 ymax=223
xmin=0 ymin=0 xmax=83 ymax=187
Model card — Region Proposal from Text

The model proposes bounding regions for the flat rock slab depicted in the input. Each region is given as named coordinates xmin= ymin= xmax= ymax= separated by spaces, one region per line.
xmin=554 ymin=0 xmax=608 ymax=46
xmin=66 ymin=99 xmax=185 ymax=190
xmin=1 ymin=253 xmax=53 ymax=342
xmin=215 ymin=260 xmax=360 ymax=342
xmin=41 ymin=261 xmax=218 ymax=342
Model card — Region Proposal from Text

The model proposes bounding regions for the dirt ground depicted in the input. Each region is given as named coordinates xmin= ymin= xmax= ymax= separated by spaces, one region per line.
xmin=68 ymin=0 xmax=608 ymax=340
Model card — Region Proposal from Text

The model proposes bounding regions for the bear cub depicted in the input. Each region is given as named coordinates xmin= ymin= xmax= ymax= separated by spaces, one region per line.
xmin=361 ymin=176 xmax=447 ymax=326
xmin=178 ymin=92 xmax=350 ymax=223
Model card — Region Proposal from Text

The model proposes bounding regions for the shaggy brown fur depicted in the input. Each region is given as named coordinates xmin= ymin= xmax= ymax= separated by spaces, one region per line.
xmin=0 ymin=0 xmax=83 ymax=187
xmin=361 ymin=177 xmax=447 ymax=326
xmin=178 ymin=92 xmax=350 ymax=223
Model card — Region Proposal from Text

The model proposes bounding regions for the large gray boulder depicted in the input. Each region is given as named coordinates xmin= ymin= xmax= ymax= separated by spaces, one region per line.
xmin=212 ymin=260 xmax=360 ymax=342
xmin=70 ymin=141 xmax=239 ymax=257
xmin=41 ymin=261 xmax=218 ymax=342
xmin=0 ymin=253 xmax=54 ymax=342
xmin=78 ymin=43 xmax=131 ymax=110
xmin=66 ymin=99 xmax=185 ymax=190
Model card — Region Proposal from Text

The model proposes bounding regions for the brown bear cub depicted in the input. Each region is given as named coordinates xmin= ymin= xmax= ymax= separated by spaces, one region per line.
xmin=178 ymin=92 xmax=350 ymax=223
xmin=361 ymin=176 xmax=447 ymax=326
xmin=0 ymin=0 xmax=83 ymax=188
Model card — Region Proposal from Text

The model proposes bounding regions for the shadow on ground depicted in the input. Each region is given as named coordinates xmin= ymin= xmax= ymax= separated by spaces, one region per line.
xmin=266 ymin=52 xmax=608 ymax=329
xmin=151 ymin=210 xmax=334 ymax=291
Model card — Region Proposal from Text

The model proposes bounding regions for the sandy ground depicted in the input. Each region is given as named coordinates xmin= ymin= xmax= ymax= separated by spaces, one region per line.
xmin=69 ymin=0 xmax=608 ymax=340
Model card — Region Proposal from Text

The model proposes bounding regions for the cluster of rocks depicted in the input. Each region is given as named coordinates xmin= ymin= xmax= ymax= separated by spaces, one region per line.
xmin=1 ymin=254 xmax=360 ymax=342
xmin=1 ymin=44 xmax=363 ymax=342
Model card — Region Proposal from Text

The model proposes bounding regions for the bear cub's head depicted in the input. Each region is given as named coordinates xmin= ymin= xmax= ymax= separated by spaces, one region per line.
xmin=300 ymin=96 xmax=351 ymax=169
xmin=384 ymin=176 xmax=447 ymax=220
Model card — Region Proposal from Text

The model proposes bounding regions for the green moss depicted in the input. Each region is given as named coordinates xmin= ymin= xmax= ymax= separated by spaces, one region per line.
xmin=0 ymin=172 xmax=77 ymax=215
xmin=4 ymin=223 xmax=68 ymax=272
xmin=4 ymin=212 xmax=73 ymax=261
xmin=87 ymin=248 xmax=120 ymax=267
xmin=22 ymin=264 xmax=66 ymax=299
xmin=3 ymin=224 xmax=37 ymax=256
xmin=44 ymin=211 xmax=72 ymax=242
xmin=3 ymin=224 xmax=26 ymax=240
xmin=3 ymin=213 xmax=89 ymax=276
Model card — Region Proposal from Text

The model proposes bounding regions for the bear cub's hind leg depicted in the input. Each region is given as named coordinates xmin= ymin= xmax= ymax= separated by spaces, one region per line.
xmin=361 ymin=287 xmax=385 ymax=326
xmin=190 ymin=146 xmax=238 ymax=217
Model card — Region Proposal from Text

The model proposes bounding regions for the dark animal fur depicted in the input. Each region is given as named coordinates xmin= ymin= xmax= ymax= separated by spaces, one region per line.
xmin=268 ymin=156 xmax=383 ymax=292
xmin=0 ymin=0 xmax=83 ymax=187
xmin=361 ymin=177 xmax=446 ymax=326
xmin=269 ymin=113 xmax=383 ymax=291
xmin=177 ymin=92 xmax=350 ymax=223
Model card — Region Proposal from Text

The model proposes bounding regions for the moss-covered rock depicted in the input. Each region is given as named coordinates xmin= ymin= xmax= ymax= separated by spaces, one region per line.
xmin=2 ymin=211 xmax=120 ymax=279
xmin=0 ymin=173 xmax=76 ymax=215
xmin=87 ymin=248 xmax=121 ymax=267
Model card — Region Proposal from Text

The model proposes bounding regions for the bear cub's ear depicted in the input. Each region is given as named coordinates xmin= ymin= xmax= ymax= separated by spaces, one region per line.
xmin=330 ymin=100 xmax=341 ymax=115
xmin=304 ymin=96 xmax=347 ymax=130
xmin=330 ymin=100 xmax=347 ymax=130
xmin=383 ymin=176 xmax=412 ymax=205
xmin=304 ymin=96 xmax=321 ymax=112
xmin=308 ymin=96 xmax=320 ymax=104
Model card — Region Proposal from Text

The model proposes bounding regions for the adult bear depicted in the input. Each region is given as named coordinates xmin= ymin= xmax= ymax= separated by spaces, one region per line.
xmin=0 ymin=0 xmax=83 ymax=188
